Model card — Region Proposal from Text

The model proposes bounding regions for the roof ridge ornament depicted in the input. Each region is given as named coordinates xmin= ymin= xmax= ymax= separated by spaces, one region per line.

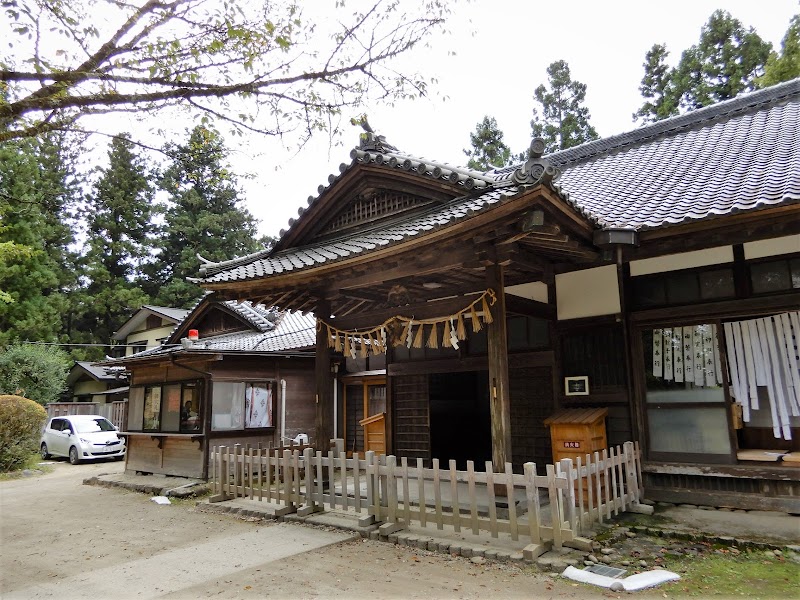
xmin=356 ymin=117 xmax=398 ymax=153
xmin=513 ymin=137 xmax=560 ymax=186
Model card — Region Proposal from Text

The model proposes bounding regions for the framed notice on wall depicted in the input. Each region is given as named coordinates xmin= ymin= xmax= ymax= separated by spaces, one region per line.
xmin=565 ymin=375 xmax=589 ymax=396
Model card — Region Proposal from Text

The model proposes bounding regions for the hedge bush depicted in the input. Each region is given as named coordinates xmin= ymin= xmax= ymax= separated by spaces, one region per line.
xmin=0 ymin=395 xmax=47 ymax=472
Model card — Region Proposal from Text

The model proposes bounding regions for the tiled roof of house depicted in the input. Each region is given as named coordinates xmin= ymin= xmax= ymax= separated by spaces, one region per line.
xmin=196 ymin=78 xmax=800 ymax=285
xmin=106 ymin=309 xmax=315 ymax=363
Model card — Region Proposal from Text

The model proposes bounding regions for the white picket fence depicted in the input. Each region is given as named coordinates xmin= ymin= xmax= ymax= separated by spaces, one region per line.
xmin=209 ymin=441 xmax=645 ymax=549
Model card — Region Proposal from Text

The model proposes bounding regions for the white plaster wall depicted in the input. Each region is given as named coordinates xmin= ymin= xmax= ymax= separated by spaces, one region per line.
xmin=629 ymin=246 xmax=733 ymax=276
xmin=743 ymin=235 xmax=800 ymax=260
xmin=556 ymin=265 xmax=620 ymax=320
xmin=505 ymin=282 xmax=549 ymax=304
xmin=125 ymin=325 xmax=175 ymax=355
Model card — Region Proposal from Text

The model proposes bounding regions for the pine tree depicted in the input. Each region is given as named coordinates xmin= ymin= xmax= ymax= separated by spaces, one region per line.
xmin=463 ymin=116 xmax=513 ymax=171
xmin=78 ymin=134 xmax=156 ymax=351
xmin=147 ymin=126 xmax=264 ymax=308
xmin=758 ymin=15 xmax=800 ymax=87
xmin=673 ymin=10 xmax=772 ymax=111
xmin=633 ymin=44 xmax=679 ymax=124
xmin=530 ymin=60 xmax=599 ymax=154
xmin=0 ymin=134 xmax=80 ymax=346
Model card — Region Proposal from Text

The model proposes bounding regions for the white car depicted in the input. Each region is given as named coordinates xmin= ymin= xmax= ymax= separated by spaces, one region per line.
xmin=40 ymin=415 xmax=126 ymax=464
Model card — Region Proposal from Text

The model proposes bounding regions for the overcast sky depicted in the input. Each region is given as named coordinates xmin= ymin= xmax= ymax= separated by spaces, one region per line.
xmin=231 ymin=0 xmax=798 ymax=238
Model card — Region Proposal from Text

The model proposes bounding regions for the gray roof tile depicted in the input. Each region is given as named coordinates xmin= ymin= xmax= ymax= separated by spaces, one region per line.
xmin=198 ymin=79 xmax=800 ymax=285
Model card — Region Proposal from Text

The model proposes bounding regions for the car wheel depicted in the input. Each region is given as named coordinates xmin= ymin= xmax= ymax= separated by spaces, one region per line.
xmin=40 ymin=443 xmax=51 ymax=460
xmin=68 ymin=446 xmax=80 ymax=465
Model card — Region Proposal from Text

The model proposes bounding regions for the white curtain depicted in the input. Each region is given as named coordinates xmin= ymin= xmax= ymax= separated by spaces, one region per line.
xmin=724 ymin=312 xmax=800 ymax=440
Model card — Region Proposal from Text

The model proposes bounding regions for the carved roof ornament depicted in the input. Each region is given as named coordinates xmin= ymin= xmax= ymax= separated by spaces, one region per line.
xmin=513 ymin=137 xmax=561 ymax=186
xmin=357 ymin=117 xmax=398 ymax=153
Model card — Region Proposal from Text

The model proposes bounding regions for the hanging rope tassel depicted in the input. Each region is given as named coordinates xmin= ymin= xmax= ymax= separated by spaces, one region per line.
xmin=449 ymin=317 xmax=459 ymax=349
xmin=412 ymin=324 xmax=425 ymax=348
xmin=427 ymin=322 xmax=439 ymax=349
xmin=333 ymin=330 xmax=343 ymax=353
xmin=370 ymin=332 xmax=382 ymax=356
xmin=481 ymin=295 xmax=494 ymax=324
xmin=360 ymin=335 xmax=368 ymax=358
xmin=470 ymin=304 xmax=482 ymax=332
xmin=443 ymin=319 xmax=452 ymax=349
xmin=326 ymin=325 xmax=335 ymax=349
xmin=456 ymin=312 xmax=467 ymax=340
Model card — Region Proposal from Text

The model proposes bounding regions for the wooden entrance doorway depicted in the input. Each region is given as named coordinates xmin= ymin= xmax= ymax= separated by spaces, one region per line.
xmin=343 ymin=373 xmax=386 ymax=455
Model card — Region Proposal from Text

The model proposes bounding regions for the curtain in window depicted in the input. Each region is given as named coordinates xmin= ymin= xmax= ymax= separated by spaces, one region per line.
xmin=724 ymin=311 xmax=800 ymax=440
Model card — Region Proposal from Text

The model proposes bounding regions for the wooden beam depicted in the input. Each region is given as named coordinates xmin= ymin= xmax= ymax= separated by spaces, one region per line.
xmin=332 ymin=293 xmax=483 ymax=330
xmin=485 ymin=264 xmax=512 ymax=471
xmin=505 ymin=294 xmax=556 ymax=319
xmin=315 ymin=298 xmax=333 ymax=448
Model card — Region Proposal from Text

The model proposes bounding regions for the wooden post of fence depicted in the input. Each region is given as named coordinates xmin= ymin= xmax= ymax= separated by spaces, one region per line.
xmin=584 ymin=453 xmax=594 ymax=527
xmin=386 ymin=455 xmax=398 ymax=524
xmin=466 ymin=460 xmax=479 ymax=535
xmin=560 ymin=458 xmax=578 ymax=536
xmin=353 ymin=453 xmax=361 ymax=512
xmin=432 ymin=458 xmax=443 ymax=530
xmin=284 ymin=449 xmax=296 ymax=511
xmin=365 ymin=451 xmax=377 ymax=520
xmin=315 ymin=451 xmax=324 ymax=507
xmin=211 ymin=446 xmax=217 ymax=496
xmin=339 ymin=450 xmax=347 ymax=510
xmin=449 ymin=459 xmax=461 ymax=533
xmin=523 ymin=463 xmax=541 ymax=544
xmin=297 ymin=447 xmax=320 ymax=517
xmin=485 ymin=461 xmax=498 ymax=538
xmin=546 ymin=464 xmax=563 ymax=550
xmin=400 ymin=457 xmax=411 ymax=526
xmin=634 ymin=440 xmax=644 ymax=497
xmin=623 ymin=441 xmax=638 ymax=504
xmin=615 ymin=445 xmax=626 ymax=512
xmin=575 ymin=456 xmax=585 ymax=532
xmin=593 ymin=451 xmax=603 ymax=523
xmin=504 ymin=461 xmax=518 ymax=541
xmin=609 ymin=447 xmax=619 ymax=516
xmin=209 ymin=446 xmax=231 ymax=503
xmin=416 ymin=458 xmax=426 ymax=527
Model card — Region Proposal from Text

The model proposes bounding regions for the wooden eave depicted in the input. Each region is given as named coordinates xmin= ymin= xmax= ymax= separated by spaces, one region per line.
xmin=274 ymin=164 xmax=470 ymax=251
xmin=205 ymin=185 xmax=601 ymax=318
xmin=623 ymin=203 xmax=800 ymax=262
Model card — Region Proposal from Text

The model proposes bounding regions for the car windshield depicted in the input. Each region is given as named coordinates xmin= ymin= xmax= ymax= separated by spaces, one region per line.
xmin=73 ymin=418 xmax=115 ymax=433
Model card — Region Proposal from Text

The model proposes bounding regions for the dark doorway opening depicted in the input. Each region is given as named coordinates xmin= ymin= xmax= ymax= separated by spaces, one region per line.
xmin=429 ymin=371 xmax=491 ymax=470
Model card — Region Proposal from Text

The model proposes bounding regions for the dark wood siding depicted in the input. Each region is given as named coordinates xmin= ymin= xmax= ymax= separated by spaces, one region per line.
xmin=345 ymin=384 xmax=364 ymax=453
xmin=392 ymin=374 xmax=430 ymax=460
xmin=510 ymin=366 xmax=554 ymax=471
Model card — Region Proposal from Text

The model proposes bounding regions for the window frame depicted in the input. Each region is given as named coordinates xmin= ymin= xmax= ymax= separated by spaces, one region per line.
xmin=634 ymin=317 xmax=738 ymax=465
xmin=127 ymin=379 xmax=203 ymax=434
xmin=209 ymin=378 xmax=277 ymax=433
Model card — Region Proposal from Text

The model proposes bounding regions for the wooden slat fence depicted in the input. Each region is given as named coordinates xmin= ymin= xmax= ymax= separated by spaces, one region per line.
xmin=210 ymin=440 xmax=644 ymax=549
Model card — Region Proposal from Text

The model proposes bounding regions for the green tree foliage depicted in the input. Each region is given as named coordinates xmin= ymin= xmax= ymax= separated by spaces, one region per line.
xmin=146 ymin=126 xmax=264 ymax=307
xmin=76 ymin=134 xmax=155 ymax=352
xmin=0 ymin=344 xmax=70 ymax=405
xmin=634 ymin=10 xmax=773 ymax=122
xmin=463 ymin=116 xmax=513 ymax=171
xmin=633 ymin=44 xmax=679 ymax=124
xmin=530 ymin=60 xmax=599 ymax=154
xmin=1 ymin=0 xmax=451 ymax=143
xmin=0 ymin=394 xmax=47 ymax=472
xmin=758 ymin=15 xmax=800 ymax=87
xmin=0 ymin=134 xmax=80 ymax=345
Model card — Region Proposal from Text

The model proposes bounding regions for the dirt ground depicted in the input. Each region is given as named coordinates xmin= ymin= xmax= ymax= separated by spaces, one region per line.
xmin=0 ymin=460 xmax=602 ymax=599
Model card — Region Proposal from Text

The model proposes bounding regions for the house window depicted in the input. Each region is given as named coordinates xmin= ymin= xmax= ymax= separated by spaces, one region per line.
xmin=631 ymin=267 xmax=735 ymax=309
xmin=749 ymin=257 xmax=800 ymax=294
xmin=127 ymin=381 xmax=202 ymax=433
xmin=641 ymin=324 xmax=732 ymax=462
xmin=211 ymin=381 xmax=275 ymax=431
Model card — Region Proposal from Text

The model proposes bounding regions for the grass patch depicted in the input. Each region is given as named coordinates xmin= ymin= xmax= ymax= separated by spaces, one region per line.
xmin=0 ymin=452 xmax=54 ymax=481
xmin=642 ymin=551 xmax=798 ymax=598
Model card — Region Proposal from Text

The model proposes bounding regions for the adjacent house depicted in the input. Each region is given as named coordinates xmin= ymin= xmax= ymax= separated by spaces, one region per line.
xmin=191 ymin=79 xmax=800 ymax=510
xmin=65 ymin=361 xmax=128 ymax=403
xmin=111 ymin=305 xmax=190 ymax=357
xmin=106 ymin=297 xmax=317 ymax=479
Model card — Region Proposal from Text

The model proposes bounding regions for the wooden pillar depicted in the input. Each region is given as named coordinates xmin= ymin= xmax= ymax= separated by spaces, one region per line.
xmin=314 ymin=298 xmax=333 ymax=449
xmin=486 ymin=264 xmax=512 ymax=470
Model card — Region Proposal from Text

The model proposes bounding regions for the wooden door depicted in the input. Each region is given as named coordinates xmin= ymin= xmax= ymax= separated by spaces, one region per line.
xmin=343 ymin=375 xmax=386 ymax=454
xmin=359 ymin=381 xmax=386 ymax=453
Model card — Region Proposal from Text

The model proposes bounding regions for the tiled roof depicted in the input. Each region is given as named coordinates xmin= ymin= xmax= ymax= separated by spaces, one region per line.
xmin=107 ymin=310 xmax=316 ymax=363
xmin=196 ymin=78 xmax=800 ymax=285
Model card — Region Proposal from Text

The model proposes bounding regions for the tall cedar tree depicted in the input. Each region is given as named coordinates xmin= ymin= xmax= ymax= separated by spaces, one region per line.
xmin=147 ymin=126 xmax=263 ymax=308
xmin=635 ymin=11 xmax=773 ymax=122
xmin=77 ymin=134 xmax=155 ymax=356
xmin=632 ymin=44 xmax=679 ymax=124
xmin=463 ymin=116 xmax=513 ymax=171
xmin=758 ymin=15 xmax=800 ymax=87
xmin=530 ymin=60 xmax=599 ymax=154
xmin=0 ymin=134 xmax=80 ymax=346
